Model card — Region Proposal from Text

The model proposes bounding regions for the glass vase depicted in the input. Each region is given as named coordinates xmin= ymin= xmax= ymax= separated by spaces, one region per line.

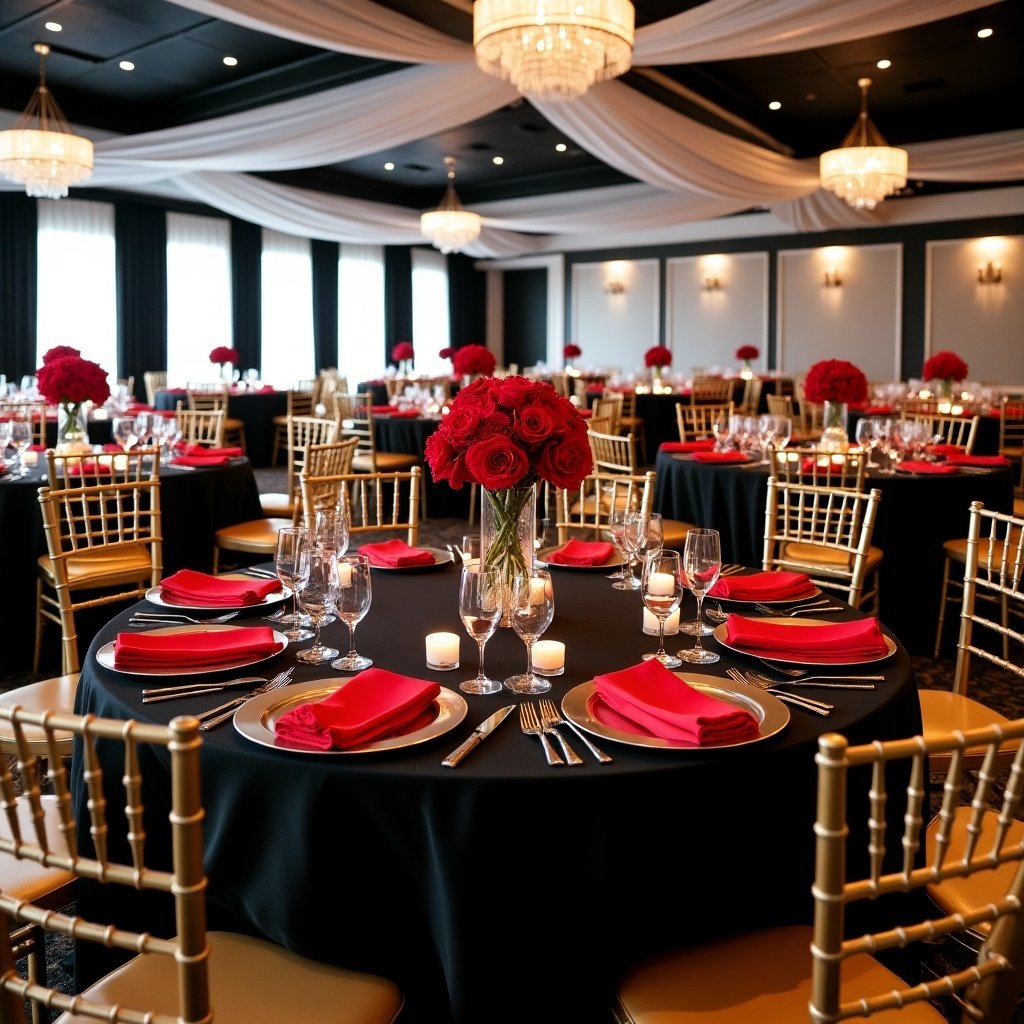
xmin=480 ymin=483 xmax=536 ymax=627
xmin=819 ymin=400 xmax=849 ymax=453
xmin=57 ymin=402 xmax=90 ymax=452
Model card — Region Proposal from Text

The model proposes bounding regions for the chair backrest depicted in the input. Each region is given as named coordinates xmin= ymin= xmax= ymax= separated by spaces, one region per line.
xmin=588 ymin=428 xmax=637 ymax=474
xmin=999 ymin=395 xmax=1024 ymax=456
xmin=316 ymin=371 xmax=347 ymax=415
xmin=765 ymin=392 xmax=794 ymax=419
xmin=591 ymin=394 xmax=623 ymax=434
xmin=0 ymin=400 xmax=47 ymax=448
xmin=549 ymin=372 xmax=570 ymax=397
xmin=295 ymin=437 xmax=359 ymax=527
xmin=690 ymin=376 xmax=733 ymax=403
xmin=333 ymin=392 xmax=379 ymax=468
xmin=738 ymin=376 xmax=762 ymax=415
xmin=769 ymin=447 xmax=868 ymax=491
xmin=617 ymin=389 xmax=639 ymax=421
xmin=762 ymin=476 xmax=881 ymax=607
xmin=552 ymin=470 xmax=654 ymax=543
xmin=174 ymin=405 xmax=226 ymax=447
xmin=45 ymin=445 xmax=162 ymax=488
xmin=384 ymin=377 xmax=406 ymax=400
xmin=285 ymin=382 xmax=317 ymax=419
xmin=675 ymin=401 xmax=733 ymax=442
xmin=952 ymin=501 xmax=1024 ymax=696
xmin=299 ymin=467 xmax=421 ymax=545
xmin=185 ymin=383 xmax=230 ymax=413
xmin=810 ymin=722 xmax=1024 ymax=1024
xmin=798 ymin=399 xmax=824 ymax=435
xmin=143 ymin=370 xmax=167 ymax=407
xmin=283 ymin=414 xmax=339 ymax=502
xmin=0 ymin=708 xmax=212 ymax=1024
xmin=905 ymin=411 xmax=980 ymax=452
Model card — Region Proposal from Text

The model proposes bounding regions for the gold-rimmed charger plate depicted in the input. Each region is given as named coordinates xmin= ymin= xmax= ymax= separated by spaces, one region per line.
xmin=359 ymin=546 xmax=454 ymax=571
xmin=233 ymin=678 xmax=468 ymax=754
xmin=145 ymin=573 xmax=288 ymax=612
xmin=96 ymin=623 xmax=288 ymax=677
xmin=712 ymin=617 xmax=897 ymax=666
xmin=535 ymin=545 xmax=625 ymax=571
xmin=560 ymin=673 xmax=789 ymax=751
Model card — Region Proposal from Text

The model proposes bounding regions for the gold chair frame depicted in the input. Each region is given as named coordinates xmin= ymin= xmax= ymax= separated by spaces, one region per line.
xmin=589 ymin=428 xmax=638 ymax=475
xmin=905 ymin=411 xmax=980 ymax=452
xmin=674 ymin=401 xmax=733 ymax=443
xmin=0 ymin=399 xmax=47 ymax=449
xmin=259 ymin=413 xmax=339 ymax=518
xmin=690 ymin=376 xmax=734 ymax=404
xmin=299 ymin=467 xmax=422 ymax=545
xmin=173 ymin=405 xmax=226 ymax=448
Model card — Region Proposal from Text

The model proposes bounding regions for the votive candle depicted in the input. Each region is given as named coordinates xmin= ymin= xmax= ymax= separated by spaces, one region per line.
xmin=338 ymin=562 xmax=353 ymax=587
xmin=425 ymin=631 xmax=460 ymax=671
xmin=643 ymin=607 xmax=680 ymax=635
xmin=647 ymin=571 xmax=676 ymax=597
xmin=529 ymin=577 xmax=548 ymax=606
xmin=532 ymin=640 xmax=565 ymax=676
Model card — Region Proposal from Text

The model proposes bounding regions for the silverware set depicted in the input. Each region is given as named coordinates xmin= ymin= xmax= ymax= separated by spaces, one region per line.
xmin=518 ymin=699 xmax=612 ymax=765
xmin=726 ymin=667 xmax=833 ymax=716
xmin=752 ymin=599 xmax=841 ymax=617
xmin=128 ymin=610 xmax=241 ymax=627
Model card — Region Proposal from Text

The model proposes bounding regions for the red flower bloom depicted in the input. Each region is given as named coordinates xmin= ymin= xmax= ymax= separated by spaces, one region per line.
xmin=41 ymin=345 xmax=81 ymax=364
xmin=36 ymin=355 xmax=111 ymax=406
xmin=563 ymin=343 xmax=582 ymax=359
xmin=922 ymin=350 xmax=968 ymax=382
xmin=735 ymin=345 xmax=759 ymax=361
xmin=438 ymin=347 xmax=454 ymax=359
xmin=391 ymin=341 xmax=415 ymax=363
xmin=644 ymin=345 xmax=672 ymax=368
xmin=209 ymin=346 xmax=240 ymax=365
xmin=452 ymin=344 xmax=497 ymax=378
xmin=802 ymin=359 xmax=868 ymax=405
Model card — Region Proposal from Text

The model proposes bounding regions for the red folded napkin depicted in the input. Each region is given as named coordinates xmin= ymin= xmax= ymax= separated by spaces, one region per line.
xmin=386 ymin=409 xmax=422 ymax=419
xmin=183 ymin=443 xmax=243 ymax=458
xmin=896 ymin=460 xmax=959 ymax=475
xmin=358 ymin=539 xmax=436 ymax=567
xmin=170 ymin=454 xmax=229 ymax=467
xmin=29 ymin=443 xmax=47 ymax=452
xmin=659 ymin=439 xmax=716 ymax=453
xmin=944 ymin=453 xmax=1011 ymax=467
xmin=860 ymin=405 xmax=894 ymax=415
xmin=544 ymin=539 xmax=615 ymax=566
xmin=65 ymin=461 xmax=111 ymax=477
xmin=593 ymin=659 xmax=759 ymax=745
xmin=0 ymin=463 xmax=7 ymax=476
xmin=926 ymin=443 xmax=967 ymax=458
xmin=273 ymin=669 xmax=441 ymax=750
xmin=102 ymin=443 xmax=125 ymax=453
xmin=708 ymin=570 xmax=815 ymax=601
xmin=371 ymin=405 xmax=395 ymax=415
xmin=159 ymin=569 xmax=281 ymax=606
xmin=724 ymin=615 xmax=888 ymax=659
xmin=113 ymin=626 xmax=284 ymax=670
xmin=692 ymin=451 xmax=750 ymax=464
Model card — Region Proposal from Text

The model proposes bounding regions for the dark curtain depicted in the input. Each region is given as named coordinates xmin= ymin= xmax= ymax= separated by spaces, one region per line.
xmin=115 ymin=203 xmax=166 ymax=400
xmin=384 ymin=246 xmax=412 ymax=366
xmin=230 ymin=219 xmax=261 ymax=372
xmin=447 ymin=253 xmax=486 ymax=348
xmin=0 ymin=193 xmax=38 ymax=381
xmin=311 ymin=239 xmax=339 ymax=372
xmin=503 ymin=268 xmax=547 ymax=368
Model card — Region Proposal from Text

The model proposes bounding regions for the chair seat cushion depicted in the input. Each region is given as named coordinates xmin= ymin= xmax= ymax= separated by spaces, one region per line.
xmin=660 ymin=519 xmax=696 ymax=548
xmin=259 ymin=492 xmax=294 ymax=517
xmin=0 ymin=673 xmax=79 ymax=759
xmin=918 ymin=689 xmax=1017 ymax=742
xmin=37 ymin=545 xmax=153 ymax=587
xmin=352 ymin=452 xmax=418 ymax=473
xmin=943 ymin=527 xmax=1022 ymax=564
xmin=0 ymin=792 xmax=76 ymax=899
xmin=780 ymin=542 xmax=883 ymax=572
xmin=215 ymin=518 xmax=293 ymax=553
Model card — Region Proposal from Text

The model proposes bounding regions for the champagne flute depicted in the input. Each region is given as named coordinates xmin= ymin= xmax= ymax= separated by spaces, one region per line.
xmin=294 ymin=546 xmax=341 ymax=664
xmin=331 ymin=554 xmax=373 ymax=672
xmin=457 ymin=564 xmax=503 ymax=695
xmin=274 ymin=527 xmax=314 ymax=641
xmin=504 ymin=569 xmax=555 ymax=694
xmin=641 ymin=549 xmax=684 ymax=668
xmin=678 ymin=528 xmax=722 ymax=665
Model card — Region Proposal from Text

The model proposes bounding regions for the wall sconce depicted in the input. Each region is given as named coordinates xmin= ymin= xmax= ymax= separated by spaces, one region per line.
xmin=823 ymin=267 xmax=843 ymax=288
xmin=702 ymin=275 xmax=722 ymax=292
xmin=604 ymin=278 xmax=626 ymax=294
xmin=977 ymin=261 xmax=1003 ymax=284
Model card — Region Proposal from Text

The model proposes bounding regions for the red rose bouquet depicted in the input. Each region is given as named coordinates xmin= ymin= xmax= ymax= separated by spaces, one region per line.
xmin=209 ymin=346 xmax=240 ymax=366
xmin=391 ymin=341 xmax=415 ymax=364
xmin=801 ymin=359 xmax=868 ymax=405
xmin=735 ymin=345 xmax=759 ymax=361
xmin=41 ymin=345 xmax=81 ymax=364
xmin=644 ymin=345 xmax=672 ymax=368
xmin=37 ymin=351 xmax=111 ymax=445
xmin=453 ymin=344 xmax=497 ymax=378
xmin=563 ymin=343 xmax=582 ymax=359
xmin=438 ymin=347 xmax=454 ymax=360
xmin=922 ymin=350 xmax=968 ymax=383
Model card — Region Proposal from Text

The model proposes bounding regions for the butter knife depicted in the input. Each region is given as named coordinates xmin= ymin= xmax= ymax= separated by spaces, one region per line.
xmin=442 ymin=705 xmax=516 ymax=768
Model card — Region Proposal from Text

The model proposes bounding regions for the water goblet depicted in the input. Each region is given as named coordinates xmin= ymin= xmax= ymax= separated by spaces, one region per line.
xmin=641 ymin=549 xmax=684 ymax=668
xmin=331 ymin=554 xmax=373 ymax=672
xmin=112 ymin=415 xmax=139 ymax=451
xmin=607 ymin=506 xmax=632 ymax=587
xmin=8 ymin=419 xmax=32 ymax=477
xmin=771 ymin=416 xmax=792 ymax=452
xmin=503 ymin=569 xmax=555 ymax=695
xmin=274 ymin=526 xmax=314 ymax=641
xmin=622 ymin=510 xmax=661 ymax=589
xmin=757 ymin=415 xmax=777 ymax=462
xmin=457 ymin=564 xmax=503 ymax=695
xmin=313 ymin=506 xmax=350 ymax=556
xmin=294 ymin=547 xmax=341 ymax=664
xmin=854 ymin=416 xmax=879 ymax=467
xmin=677 ymin=528 xmax=722 ymax=665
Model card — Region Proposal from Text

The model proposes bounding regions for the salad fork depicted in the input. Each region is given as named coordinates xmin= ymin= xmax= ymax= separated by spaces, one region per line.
xmin=536 ymin=700 xmax=583 ymax=765
xmin=539 ymin=698 xmax=612 ymax=763
xmin=130 ymin=610 xmax=241 ymax=626
xmin=519 ymin=702 xmax=563 ymax=765
xmin=197 ymin=667 xmax=295 ymax=730
xmin=726 ymin=668 xmax=832 ymax=716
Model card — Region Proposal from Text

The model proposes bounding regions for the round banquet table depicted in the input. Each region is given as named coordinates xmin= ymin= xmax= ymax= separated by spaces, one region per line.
xmin=73 ymin=562 xmax=920 ymax=1024
xmin=652 ymin=450 xmax=1015 ymax=655
xmin=0 ymin=456 xmax=262 ymax=672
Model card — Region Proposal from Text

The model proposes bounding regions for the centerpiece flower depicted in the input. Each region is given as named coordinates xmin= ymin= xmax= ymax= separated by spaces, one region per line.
xmin=802 ymin=358 xmax=868 ymax=452
xmin=735 ymin=344 xmax=759 ymax=379
xmin=392 ymin=341 xmax=415 ymax=375
xmin=453 ymin=344 xmax=497 ymax=380
xmin=922 ymin=350 xmax=968 ymax=398
xmin=209 ymin=345 xmax=240 ymax=383
xmin=426 ymin=376 xmax=592 ymax=622
xmin=563 ymin=343 xmax=582 ymax=369
xmin=439 ymin=346 xmax=454 ymax=361
xmin=644 ymin=345 xmax=672 ymax=368
xmin=36 ymin=346 xmax=111 ymax=450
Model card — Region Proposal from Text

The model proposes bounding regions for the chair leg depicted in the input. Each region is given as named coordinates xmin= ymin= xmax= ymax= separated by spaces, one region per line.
xmin=934 ymin=556 xmax=952 ymax=658
xmin=33 ymin=579 xmax=44 ymax=674
xmin=212 ymin=546 xmax=221 ymax=574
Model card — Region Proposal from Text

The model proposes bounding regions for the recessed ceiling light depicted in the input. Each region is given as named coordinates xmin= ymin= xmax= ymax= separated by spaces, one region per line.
xmin=977 ymin=27 xmax=993 ymax=38
xmin=876 ymin=59 xmax=891 ymax=69
xmin=44 ymin=21 xmax=62 ymax=32
xmin=492 ymin=156 xmax=504 ymax=165
xmin=119 ymin=60 xmax=135 ymax=71
xmin=223 ymin=56 xmax=238 ymax=67
xmin=768 ymin=100 xmax=781 ymax=111
xmin=384 ymin=162 xmax=395 ymax=171
xmin=555 ymin=143 xmax=567 ymax=152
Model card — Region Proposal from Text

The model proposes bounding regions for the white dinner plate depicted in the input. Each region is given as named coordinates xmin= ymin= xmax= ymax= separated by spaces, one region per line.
xmin=233 ymin=678 xmax=468 ymax=754
xmin=145 ymin=573 xmax=289 ymax=612
xmin=96 ymin=623 xmax=288 ymax=677
xmin=712 ymin=617 xmax=897 ymax=666
xmin=358 ymin=546 xmax=454 ymax=571
xmin=561 ymin=673 xmax=789 ymax=751
xmin=535 ymin=545 xmax=625 ymax=571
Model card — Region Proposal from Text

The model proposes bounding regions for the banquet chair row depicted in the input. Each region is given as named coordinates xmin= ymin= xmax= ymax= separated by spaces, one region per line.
xmin=0 ymin=707 xmax=405 ymax=1024
xmin=604 ymin=388 xmax=647 ymax=464
xmin=737 ymin=375 xmax=762 ymax=416
xmin=0 ymin=398 xmax=46 ymax=448
xmin=174 ymin=406 xmax=226 ymax=448
xmin=674 ymin=401 xmax=733 ymax=443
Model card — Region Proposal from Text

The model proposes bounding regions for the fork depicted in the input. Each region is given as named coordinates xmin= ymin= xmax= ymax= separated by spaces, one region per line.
xmin=519 ymin=702 xmax=564 ymax=765
xmin=726 ymin=668 xmax=832 ymax=716
xmin=752 ymin=601 xmax=841 ymax=617
xmin=197 ymin=667 xmax=295 ymax=730
xmin=130 ymin=610 xmax=241 ymax=625
xmin=536 ymin=700 xmax=583 ymax=765
xmin=539 ymin=698 xmax=612 ymax=763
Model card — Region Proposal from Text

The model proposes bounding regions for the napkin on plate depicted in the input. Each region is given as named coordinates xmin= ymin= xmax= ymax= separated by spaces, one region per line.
xmin=944 ymin=453 xmax=1011 ymax=468
xmin=386 ymin=409 xmax=422 ymax=419
xmin=358 ymin=539 xmax=435 ymax=567
xmin=593 ymin=659 xmax=760 ymax=745
xmin=112 ymin=626 xmax=284 ymax=670
xmin=182 ymin=443 xmax=244 ymax=458
xmin=659 ymin=439 xmax=716 ymax=454
xmin=724 ymin=615 xmax=888 ymax=659
xmin=926 ymin=443 xmax=968 ymax=459
xmin=159 ymin=568 xmax=281 ymax=606
xmin=708 ymin=570 xmax=815 ymax=601
xmin=65 ymin=461 xmax=111 ymax=477
xmin=370 ymin=405 xmax=394 ymax=415
xmin=895 ymin=460 xmax=959 ymax=475
xmin=691 ymin=451 xmax=750 ymax=464
xmin=544 ymin=539 xmax=616 ymax=566
xmin=274 ymin=668 xmax=441 ymax=750
xmin=169 ymin=454 xmax=230 ymax=467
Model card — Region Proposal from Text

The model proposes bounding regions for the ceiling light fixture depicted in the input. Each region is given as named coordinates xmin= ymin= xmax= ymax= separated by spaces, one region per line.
xmin=819 ymin=77 xmax=907 ymax=210
xmin=420 ymin=156 xmax=481 ymax=255
xmin=0 ymin=43 xmax=93 ymax=200
xmin=473 ymin=0 xmax=635 ymax=102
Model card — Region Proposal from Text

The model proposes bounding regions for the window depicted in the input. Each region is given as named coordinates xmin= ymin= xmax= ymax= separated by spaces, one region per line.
xmin=338 ymin=244 xmax=385 ymax=385
xmin=36 ymin=199 xmax=117 ymax=378
xmin=166 ymin=212 xmax=232 ymax=386
xmin=411 ymin=248 xmax=450 ymax=376
xmin=261 ymin=229 xmax=314 ymax=387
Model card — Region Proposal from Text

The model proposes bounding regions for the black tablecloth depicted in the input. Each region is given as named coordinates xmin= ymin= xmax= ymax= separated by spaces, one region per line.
xmin=653 ymin=451 xmax=1014 ymax=654
xmin=74 ymin=564 xmax=919 ymax=1024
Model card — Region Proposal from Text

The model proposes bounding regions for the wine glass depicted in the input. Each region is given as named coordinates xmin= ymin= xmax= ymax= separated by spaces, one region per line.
xmin=0 ymin=419 xmax=12 ymax=468
xmin=854 ymin=416 xmax=879 ymax=467
xmin=504 ymin=569 xmax=555 ymax=694
xmin=771 ymin=416 xmax=792 ymax=453
xmin=641 ymin=549 xmax=684 ymax=668
xmin=8 ymin=419 xmax=32 ymax=477
xmin=112 ymin=415 xmax=139 ymax=450
xmin=622 ymin=510 xmax=661 ymax=589
xmin=678 ymin=528 xmax=722 ymax=665
xmin=607 ymin=506 xmax=632 ymax=588
xmin=331 ymin=554 xmax=373 ymax=672
xmin=294 ymin=546 xmax=341 ymax=664
xmin=274 ymin=527 xmax=314 ymax=641
xmin=457 ymin=564 xmax=503 ymax=695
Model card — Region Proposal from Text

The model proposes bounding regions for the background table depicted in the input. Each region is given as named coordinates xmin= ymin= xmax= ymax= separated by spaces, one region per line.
xmin=653 ymin=451 xmax=1014 ymax=654
xmin=74 ymin=564 xmax=919 ymax=1024
xmin=847 ymin=408 xmax=1002 ymax=455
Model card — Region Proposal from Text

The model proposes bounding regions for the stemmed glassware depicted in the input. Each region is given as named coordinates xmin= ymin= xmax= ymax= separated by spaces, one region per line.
xmin=8 ymin=419 xmax=32 ymax=477
xmin=294 ymin=546 xmax=342 ymax=664
xmin=331 ymin=554 xmax=373 ymax=672
xmin=641 ymin=549 xmax=685 ymax=668
xmin=0 ymin=419 xmax=12 ymax=471
xmin=457 ymin=564 xmax=503 ymax=695
xmin=622 ymin=510 xmax=662 ymax=589
xmin=274 ymin=527 xmax=314 ymax=641
xmin=854 ymin=416 xmax=880 ymax=467
xmin=312 ymin=506 xmax=350 ymax=556
xmin=678 ymin=528 xmax=722 ymax=665
xmin=112 ymin=415 xmax=139 ymax=451
xmin=504 ymin=568 xmax=555 ymax=694
xmin=607 ymin=506 xmax=632 ymax=588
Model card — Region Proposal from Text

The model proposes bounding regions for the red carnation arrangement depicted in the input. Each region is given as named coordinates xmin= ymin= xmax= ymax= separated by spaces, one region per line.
xmin=209 ymin=346 xmax=240 ymax=365
xmin=453 ymin=344 xmax=497 ymax=378
xmin=392 ymin=341 xmax=415 ymax=363
xmin=802 ymin=359 xmax=868 ymax=405
xmin=922 ymin=350 xmax=968 ymax=382
xmin=563 ymin=343 xmax=582 ymax=359
xmin=644 ymin=345 xmax=672 ymax=368
xmin=735 ymin=345 xmax=759 ymax=361
xmin=439 ymin=347 xmax=454 ymax=360
xmin=41 ymin=345 xmax=81 ymax=364
xmin=36 ymin=352 xmax=111 ymax=407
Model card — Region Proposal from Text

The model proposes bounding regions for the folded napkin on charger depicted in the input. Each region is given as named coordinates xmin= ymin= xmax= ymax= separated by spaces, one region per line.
xmin=926 ymin=443 xmax=968 ymax=459
xmin=274 ymin=668 xmax=441 ymax=750
xmin=65 ymin=461 xmax=111 ymax=476
xmin=593 ymin=659 xmax=760 ymax=745
xmin=659 ymin=439 xmax=716 ymax=453
xmin=544 ymin=539 xmax=615 ymax=566
xmin=113 ymin=626 xmax=284 ymax=670
xmin=370 ymin=405 xmax=394 ymax=415
xmin=895 ymin=460 xmax=959 ymax=475
xmin=358 ymin=539 xmax=436 ymax=567
xmin=169 ymin=454 xmax=230 ymax=467
xmin=860 ymin=404 xmax=895 ymax=415
xmin=944 ymin=453 xmax=1011 ymax=467
xmin=159 ymin=568 xmax=280 ymax=606
xmin=708 ymin=570 xmax=815 ymax=601
xmin=386 ymin=408 xmax=422 ymax=419
xmin=182 ymin=443 xmax=244 ymax=458
xmin=724 ymin=614 xmax=888 ymax=659
xmin=691 ymin=450 xmax=750 ymax=464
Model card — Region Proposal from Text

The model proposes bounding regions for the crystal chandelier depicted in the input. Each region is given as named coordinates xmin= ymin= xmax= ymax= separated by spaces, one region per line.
xmin=420 ymin=157 xmax=482 ymax=255
xmin=819 ymin=78 xmax=907 ymax=211
xmin=474 ymin=0 xmax=635 ymax=102
xmin=0 ymin=43 xmax=93 ymax=200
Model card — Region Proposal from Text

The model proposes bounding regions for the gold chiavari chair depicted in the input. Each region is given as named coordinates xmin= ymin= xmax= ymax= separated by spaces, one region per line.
xmin=270 ymin=380 xmax=317 ymax=466
xmin=905 ymin=411 xmax=980 ymax=453
xmin=690 ymin=376 xmax=733 ymax=403
xmin=675 ymin=401 xmax=733 ymax=443
xmin=174 ymin=405 xmax=226 ymax=448
xmin=590 ymin=394 xmax=623 ymax=435
xmin=765 ymin=392 xmax=795 ymax=419
xmin=0 ymin=399 xmax=46 ymax=449
xmin=185 ymin=382 xmax=246 ymax=452
xmin=143 ymin=369 xmax=166 ymax=406
xmin=588 ymin=427 xmax=637 ymax=474
xmin=300 ymin=467 xmax=422 ymax=545
xmin=552 ymin=470 xmax=654 ymax=544
xmin=259 ymin=413 xmax=339 ymax=518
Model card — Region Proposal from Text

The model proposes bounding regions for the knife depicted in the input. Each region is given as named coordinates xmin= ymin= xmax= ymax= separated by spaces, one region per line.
xmin=441 ymin=705 xmax=516 ymax=768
